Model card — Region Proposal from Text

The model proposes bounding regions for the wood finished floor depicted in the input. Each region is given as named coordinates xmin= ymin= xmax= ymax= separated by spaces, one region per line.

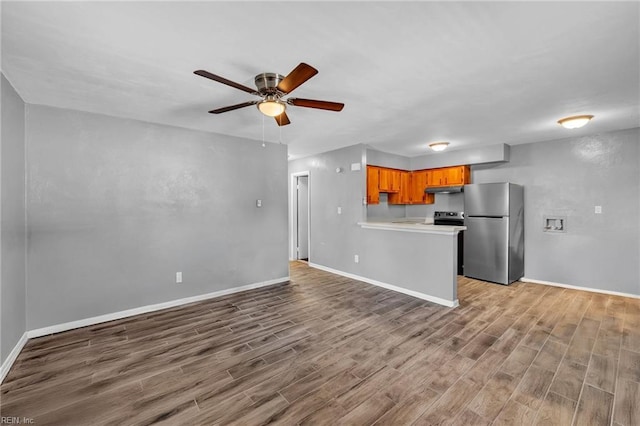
xmin=2 ymin=261 xmax=639 ymax=425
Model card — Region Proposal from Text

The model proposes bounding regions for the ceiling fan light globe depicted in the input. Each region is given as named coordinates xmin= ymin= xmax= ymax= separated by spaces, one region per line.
xmin=258 ymin=100 xmax=286 ymax=117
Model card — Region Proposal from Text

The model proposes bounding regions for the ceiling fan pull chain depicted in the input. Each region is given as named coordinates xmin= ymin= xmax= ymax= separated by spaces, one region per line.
xmin=262 ymin=114 xmax=266 ymax=147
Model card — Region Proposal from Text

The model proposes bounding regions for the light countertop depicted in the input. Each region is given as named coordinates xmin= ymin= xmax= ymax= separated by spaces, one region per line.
xmin=358 ymin=219 xmax=466 ymax=235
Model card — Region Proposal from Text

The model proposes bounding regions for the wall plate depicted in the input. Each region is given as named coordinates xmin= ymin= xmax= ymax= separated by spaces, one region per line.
xmin=543 ymin=215 xmax=566 ymax=233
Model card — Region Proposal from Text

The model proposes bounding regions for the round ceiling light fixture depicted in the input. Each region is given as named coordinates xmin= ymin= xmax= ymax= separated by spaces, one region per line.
xmin=429 ymin=141 xmax=450 ymax=152
xmin=557 ymin=115 xmax=594 ymax=129
xmin=257 ymin=97 xmax=286 ymax=117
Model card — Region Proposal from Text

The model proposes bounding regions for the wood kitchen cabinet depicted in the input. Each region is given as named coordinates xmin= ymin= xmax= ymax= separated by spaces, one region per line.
xmin=378 ymin=168 xmax=401 ymax=192
xmin=409 ymin=170 xmax=434 ymax=204
xmin=388 ymin=171 xmax=411 ymax=204
xmin=427 ymin=165 xmax=471 ymax=187
xmin=368 ymin=164 xmax=466 ymax=205
xmin=367 ymin=166 xmax=380 ymax=204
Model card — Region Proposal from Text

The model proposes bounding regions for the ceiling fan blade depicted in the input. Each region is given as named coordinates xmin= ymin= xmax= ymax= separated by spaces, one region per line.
xmin=288 ymin=98 xmax=344 ymax=112
xmin=277 ymin=63 xmax=318 ymax=94
xmin=208 ymin=101 xmax=258 ymax=114
xmin=194 ymin=70 xmax=257 ymax=95
xmin=275 ymin=111 xmax=291 ymax=126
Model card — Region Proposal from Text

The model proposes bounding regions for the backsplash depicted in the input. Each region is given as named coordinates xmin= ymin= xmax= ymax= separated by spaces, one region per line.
xmin=366 ymin=193 xmax=407 ymax=219
xmin=406 ymin=192 xmax=464 ymax=217
xmin=368 ymin=192 xmax=464 ymax=219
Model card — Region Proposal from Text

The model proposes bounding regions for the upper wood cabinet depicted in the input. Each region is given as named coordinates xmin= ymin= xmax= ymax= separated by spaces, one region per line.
xmin=367 ymin=164 xmax=467 ymax=205
xmin=378 ymin=168 xmax=401 ymax=193
xmin=427 ymin=165 xmax=470 ymax=187
xmin=367 ymin=166 xmax=380 ymax=205
xmin=388 ymin=171 xmax=411 ymax=205
xmin=409 ymin=171 xmax=434 ymax=205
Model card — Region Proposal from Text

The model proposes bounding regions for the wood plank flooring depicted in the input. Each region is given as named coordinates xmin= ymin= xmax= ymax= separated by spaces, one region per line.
xmin=1 ymin=261 xmax=639 ymax=425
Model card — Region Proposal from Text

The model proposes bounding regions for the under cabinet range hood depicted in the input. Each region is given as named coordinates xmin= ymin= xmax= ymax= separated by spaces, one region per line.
xmin=425 ymin=186 xmax=464 ymax=194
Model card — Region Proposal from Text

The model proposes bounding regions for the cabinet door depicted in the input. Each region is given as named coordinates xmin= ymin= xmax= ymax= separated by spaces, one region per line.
xmin=446 ymin=166 xmax=465 ymax=185
xmin=378 ymin=167 xmax=391 ymax=191
xmin=400 ymin=171 xmax=411 ymax=203
xmin=430 ymin=168 xmax=446 ymax=186
xmin=388 ymin=171 xmax=410 ymax=204
xmin=390 ymin=169 xmax=402 ymax=192
xmin=410 ymin=171 xmax=427 ymax=203
xmin=378 ymin=167 xmax=401 ymax=193
xmin=428 ymin=165 xmax=471 ymax=186
xmin=367 ymin=166 xmax=380 ymax=204
xmin=449 ymin=165 xmax=471 ymax=185
xmin=411 ymin=171 xmax=435 ymax=204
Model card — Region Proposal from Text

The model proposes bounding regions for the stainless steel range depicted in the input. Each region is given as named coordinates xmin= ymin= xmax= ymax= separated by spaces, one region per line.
xmin=434 ymin=211 xmax=465 ymax=226
xmin=434 ymin=211 xmax=464 ymax=275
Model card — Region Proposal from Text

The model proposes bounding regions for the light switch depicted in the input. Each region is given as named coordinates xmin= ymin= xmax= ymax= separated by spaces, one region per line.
xmin=595 ymin=206 xmax=602 ymax=214
xmin=256 ymin=199 xmax=262 ymax=208
xmin=337 ymin=207 xmax=342 ymax=215
xmin=351 ymin=163 xmax=361 ymax=171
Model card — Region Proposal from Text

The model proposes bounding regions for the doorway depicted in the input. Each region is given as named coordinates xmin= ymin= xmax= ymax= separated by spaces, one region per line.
xmin=291 ymin=172 xmax=310 ymax=262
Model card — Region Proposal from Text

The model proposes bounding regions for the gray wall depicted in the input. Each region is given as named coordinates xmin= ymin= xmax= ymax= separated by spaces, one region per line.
xmin=26 ymin=105 xmax=288 ymax=329
xmin=410 ymin=143 xmax=510 ymax=170
xmin=1 ymin=74 xmax=27 ymax=363
xmin=289 ymin=144 xmax=367 ymax=272
xmin=289 ymin=145 xmax=457 ymax=303
xmin=366 ymin=148 xmax=411 ymax=170
xmin=473 ymin=128 xmax=640 ymax=295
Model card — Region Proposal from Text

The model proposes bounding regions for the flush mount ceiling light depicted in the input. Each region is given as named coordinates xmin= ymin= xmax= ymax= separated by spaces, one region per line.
xmin=557 ymin=115 xmax=594 ymax=129
xmin=257 ymin=97 xmax=286 ymax=117
xmin=429 ymin=142 xmax=450 ymax=152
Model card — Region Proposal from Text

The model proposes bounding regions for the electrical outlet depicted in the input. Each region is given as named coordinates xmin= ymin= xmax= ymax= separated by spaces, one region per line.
xmin=595 ymin=205 xmax=602 ymax=214
xmin=256 ymin=199 xmax=262 ymax=208
xmin=176 ymin=272 xmax=182 ymax=283
xmin=354 ymin=255 xmax=359 ymax=263
xmin=337 ymin=207 xmax=342 ymax=215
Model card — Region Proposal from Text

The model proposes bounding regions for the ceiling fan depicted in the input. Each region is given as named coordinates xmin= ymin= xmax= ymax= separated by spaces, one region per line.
xmin=194 ymin=63 xmax=344 ymax=126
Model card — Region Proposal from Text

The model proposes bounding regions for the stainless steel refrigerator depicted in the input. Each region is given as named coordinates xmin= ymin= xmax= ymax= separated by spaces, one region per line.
xmin=464 ymin=183 xmax=524 ymax=285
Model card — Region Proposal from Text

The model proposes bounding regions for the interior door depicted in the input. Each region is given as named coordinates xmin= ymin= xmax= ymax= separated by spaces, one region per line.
xmin=296 ymin=176 xmax=309 ymax=261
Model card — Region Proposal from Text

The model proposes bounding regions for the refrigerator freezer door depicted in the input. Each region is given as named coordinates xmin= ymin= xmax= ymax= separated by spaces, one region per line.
xmin=464 ymin=183 xmax=510 ymax=217
xmin=464 ymin=217 xmax=510 ymax=284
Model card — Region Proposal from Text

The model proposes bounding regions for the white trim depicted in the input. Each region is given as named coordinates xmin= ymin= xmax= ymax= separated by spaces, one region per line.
xmin=309 ymin=262 xmax=458 ymax=308
xmin=521 ymin=277 xmax=640 ymax=299
xmin=26 ymin=276 xmax=289 ymax=339
xmin=1 ymin=332 xmax=28 ymax=384
xmin=290 ymin=171 xmax=310 ymax=261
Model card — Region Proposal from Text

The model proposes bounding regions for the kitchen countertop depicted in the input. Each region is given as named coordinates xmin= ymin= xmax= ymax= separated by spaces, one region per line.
xmin=358 ymin=219 xmax=466 ymax=235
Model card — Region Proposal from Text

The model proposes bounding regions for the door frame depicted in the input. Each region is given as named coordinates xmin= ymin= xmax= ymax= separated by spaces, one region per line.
xmin=290 ymin=171 xmax=310 ymax=261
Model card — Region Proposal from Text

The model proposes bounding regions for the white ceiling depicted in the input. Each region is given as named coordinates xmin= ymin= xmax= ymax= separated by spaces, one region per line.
xmin=2 ymin=1 xmax=638 ymax=160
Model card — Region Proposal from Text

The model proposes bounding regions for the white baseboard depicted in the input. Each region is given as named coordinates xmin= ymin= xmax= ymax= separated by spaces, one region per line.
xmin=309 ymin=262 xmax=458 ymax=308
xmin=1 ymin=332 xmax=29 ymax=384
xmin=26 ymin=276 xmax=290 ymax=339
xmin=0 ymin=276 xmax=289 ymax=384
xmin=521 ymin=277 xmax=640 ymax=299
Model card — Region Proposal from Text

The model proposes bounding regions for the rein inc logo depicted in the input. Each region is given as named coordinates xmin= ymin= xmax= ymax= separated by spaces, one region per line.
xmin=1 ymin=417 xmax=34 ymax=424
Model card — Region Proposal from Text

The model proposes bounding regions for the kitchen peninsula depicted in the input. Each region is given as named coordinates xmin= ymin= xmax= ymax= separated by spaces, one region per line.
xmin=356 ymin=219 xmax=465 ymax=307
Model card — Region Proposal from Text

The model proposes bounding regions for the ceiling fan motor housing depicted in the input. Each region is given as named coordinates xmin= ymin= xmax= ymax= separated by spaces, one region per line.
xmin=255 ymin=73 xmax=285 ymax=95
